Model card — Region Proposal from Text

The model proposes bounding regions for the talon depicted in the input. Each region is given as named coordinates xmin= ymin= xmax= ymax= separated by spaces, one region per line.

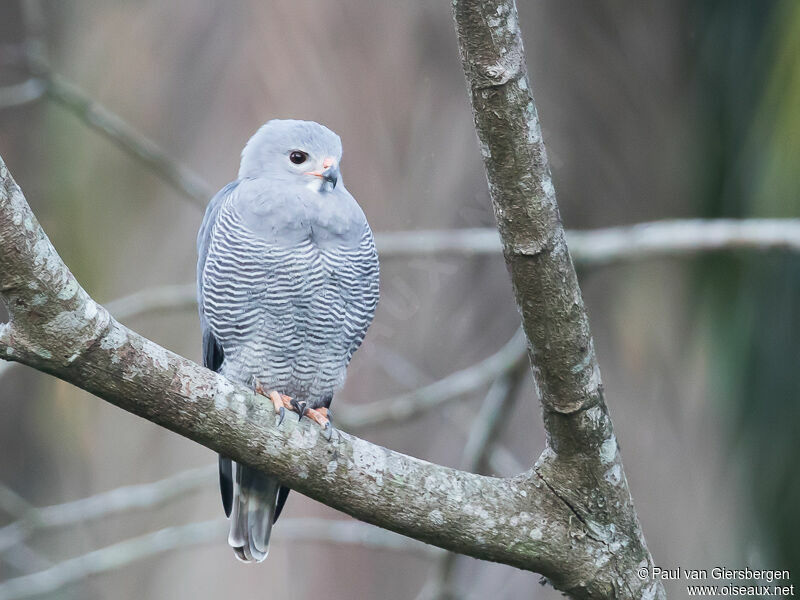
xmin=302 ymin=407 xmax=335 ymax=441
xmin=291 ymin=399 xmax=308 ymax=421
xmin=252 ymin=384 xmax=293 ymax=425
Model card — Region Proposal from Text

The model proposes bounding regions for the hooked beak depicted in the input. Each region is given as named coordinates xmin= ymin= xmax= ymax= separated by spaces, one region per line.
xmin=305 ymin=157 xmax=339 ymax=190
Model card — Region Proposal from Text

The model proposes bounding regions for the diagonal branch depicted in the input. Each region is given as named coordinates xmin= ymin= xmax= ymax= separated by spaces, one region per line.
xmin=0 ymin=518 xmax=441 ymax=600
xmin=0 ymin=79 xmax=46 ymax=110
xmin=452 ymin=0 xmax=664 ymax=597
xmin=336 ymin=329 xmax=528 ymax=430
xmin=26 ymin=58 xmax=213 ymax=206
xmin=421 ymin=369 xmax=527 ymax=600
xmin=0 ymin=465 xmax=215 ymax=554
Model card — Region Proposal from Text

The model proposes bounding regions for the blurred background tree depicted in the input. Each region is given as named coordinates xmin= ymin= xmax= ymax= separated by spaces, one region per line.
xmin=694 ymin=0 xmax=800 ymax=579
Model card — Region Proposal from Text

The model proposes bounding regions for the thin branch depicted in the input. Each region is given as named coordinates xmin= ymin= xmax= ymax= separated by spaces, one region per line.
xmin=0 ymin=79 xmax=45 ymax=110
xmin=486 ymin=443 xmax=525 ymax=476
xmin=0 ymin=518 xmax=440 ymax=600
xmin=0 ymin=484 xmax=33 ymax=521
xmin=0 ymin=465 xmax=215 ymax=554
xmin=103 ymin=284 xmax=198 ymax=320
xmin=0 ymin=484 xmax=53 ymax=574
xmin=568 ymin=218 xmax=800 ymax=265
xmin=336 ymin=329 xmax=528 ymax=430
xmin=376 ymin=219 xmax=800 ymax=262
xmin=460 ymin=367 xmax=526 ymax=475
xmin=27 ymin=61 xmax=213 ymax=206
xmin=376 ymin=228 xmax=502 ymax=257
xmin=0 ymin=543 xmax=52 ymax=575
xmin=425 ymin=372 xmax=526 ymax=600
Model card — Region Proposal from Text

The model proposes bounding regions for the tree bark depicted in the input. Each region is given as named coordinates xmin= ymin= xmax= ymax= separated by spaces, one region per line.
xmin=452 ymin=0 xmax=664 ymax=597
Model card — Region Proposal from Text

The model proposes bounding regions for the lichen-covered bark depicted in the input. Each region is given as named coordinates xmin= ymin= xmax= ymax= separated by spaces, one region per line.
xmin=452 ymin=1 xmax=665 ymax=597
xmin=1 ymin=156 xmax=648 ymax=594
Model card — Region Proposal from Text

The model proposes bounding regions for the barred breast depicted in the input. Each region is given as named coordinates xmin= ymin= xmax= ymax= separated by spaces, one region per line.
xmin=201 ymin=196 xmax=379 ymax=405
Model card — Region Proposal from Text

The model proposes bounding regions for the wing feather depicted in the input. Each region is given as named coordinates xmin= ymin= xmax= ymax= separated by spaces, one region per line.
xmin=197 ymin=181 xmax=239 ymax=518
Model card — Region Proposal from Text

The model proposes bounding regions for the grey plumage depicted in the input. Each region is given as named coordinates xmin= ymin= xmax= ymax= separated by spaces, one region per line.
xmin=196 ymin=120 xmax=379 ymax=562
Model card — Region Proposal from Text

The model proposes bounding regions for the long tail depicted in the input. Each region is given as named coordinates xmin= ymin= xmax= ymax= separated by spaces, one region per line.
xmin=226 ymin=460 xmax=279 ymax=563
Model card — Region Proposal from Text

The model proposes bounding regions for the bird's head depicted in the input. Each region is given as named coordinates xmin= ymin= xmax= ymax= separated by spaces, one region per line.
xmin=238 ymin=119 xmax=342 ymax=193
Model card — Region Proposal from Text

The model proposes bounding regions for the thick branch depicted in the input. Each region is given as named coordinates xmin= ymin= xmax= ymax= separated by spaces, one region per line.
xmin=0 ymin=157 xmax=619 ymax=590
xmin=452 ymin=1 xmax=664 ymax=597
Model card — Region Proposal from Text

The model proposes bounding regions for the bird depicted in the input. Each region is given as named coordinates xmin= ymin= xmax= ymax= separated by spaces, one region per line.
xmin=196 ymin=119 xmax=380 ymax=562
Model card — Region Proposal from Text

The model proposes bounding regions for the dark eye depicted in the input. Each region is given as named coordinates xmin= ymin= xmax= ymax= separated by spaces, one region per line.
xmin=289 ymin=150 xmax=308 ymax=165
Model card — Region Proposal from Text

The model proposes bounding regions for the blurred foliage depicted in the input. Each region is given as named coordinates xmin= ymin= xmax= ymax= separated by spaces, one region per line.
xmin=694 ymin=0 xmax=800 ymax=581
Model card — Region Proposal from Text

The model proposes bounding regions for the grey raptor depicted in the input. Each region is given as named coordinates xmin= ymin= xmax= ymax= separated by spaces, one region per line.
xmin=196 ymin=119 xmax=380 ymax=562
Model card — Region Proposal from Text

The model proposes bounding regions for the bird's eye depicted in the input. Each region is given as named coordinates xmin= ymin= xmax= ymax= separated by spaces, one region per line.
xmin=289 ymin=151 xmax=308 ymax=165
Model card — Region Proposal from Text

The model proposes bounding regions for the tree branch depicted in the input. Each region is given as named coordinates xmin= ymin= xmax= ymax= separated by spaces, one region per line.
xmin=0 ymin=518 xmax=440 ymax=600
xmin=0 ymin=465 xmax=215 ymax=554
xmin=0 ymin=157 xmax=624 ymax=593
xmin=377 ymin=219 xmax=800 ymax=262
xmin=103 ymin=283 xmax=198 ymax=320
xmin=26 ymin=57 xmax=213 ymax=206
xmin=0 ymin=79 xmax=46 ymax=110
xmin=460 ymin=366 xmax=527 ymax=475
xmin=452 ymin=1 xmax=663 ymax=597
xmin=424 ymin=369 xmax=527 ymax=600
xmin=336 ymin=329 xmax=528 ymax=430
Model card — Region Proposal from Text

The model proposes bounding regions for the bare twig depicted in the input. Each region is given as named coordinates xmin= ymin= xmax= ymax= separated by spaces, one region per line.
xmin=426 ymin=368 xmax=527 ymax=600
xmin=0 ymin=79 xmax=45 ymax=110
xmin=0 ymin=465 xmax=215 ymax=554
xmin=104 ymin=284 xmax=198 ymax=321
xmin=568 ymin=218 xmax=800 ymax=265
xmin=0 ymin=484 xmax=52 ymax=574
xmin=336 ymin=329 xmax=528 ymax=430
xmin=460 ymin=368 xmax=526 ymax=475
xmin=32 ymin=66 xmax=213 ymax=206
xmin=1 ymin=543 xmax=52 ymax=575
xmin=377 ymin=219 xmax=800 ymax=262
xmin=376 ymin=228 xmax=502 ymax=257
xmin=0 ymin=518 xmax=440 ymax=600
xmin=0 ymin=484 xmax=33 ymax=521
xmin=486 ymin=443 xmax=525 ymax=476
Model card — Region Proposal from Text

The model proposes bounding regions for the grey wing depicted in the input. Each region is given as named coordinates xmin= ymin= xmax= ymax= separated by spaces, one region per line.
xmin=197 ymin=180 xmax=240 ymax=371
xmin=196 ymin=181 xmax=239 ymax=518
xmin=197 ymin=181 xmax=239 ymax=323
xmin=343 ymin=225 xmax=380 ymax=362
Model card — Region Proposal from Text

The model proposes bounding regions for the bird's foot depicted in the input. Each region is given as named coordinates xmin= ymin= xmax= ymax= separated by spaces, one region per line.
xmin=253 ymin=382 xmax=293 ymax=426
xmin=291 ymin=402 xmax=336 ymax=441
xmin=253 ymin=382 xmax=336 ymax=441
